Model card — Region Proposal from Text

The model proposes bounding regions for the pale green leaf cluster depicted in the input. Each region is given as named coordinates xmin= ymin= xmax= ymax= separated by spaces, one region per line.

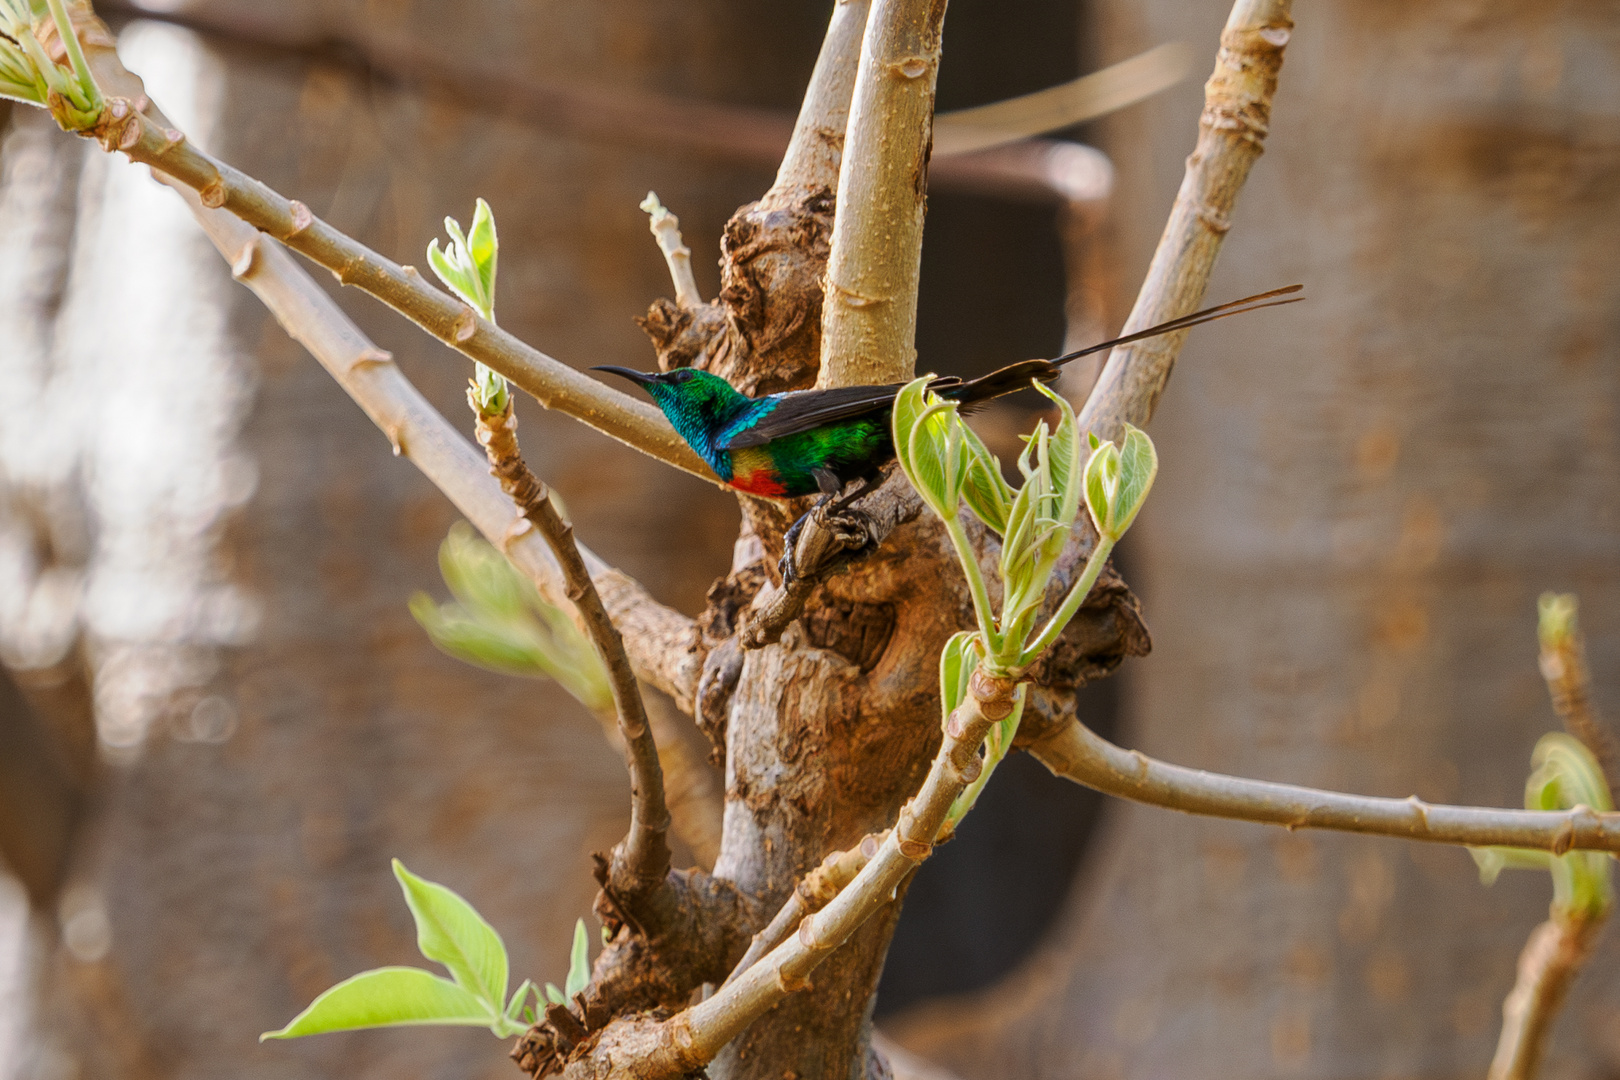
xmin=1471 ymin=732 xmax=1614 ymax=920
xmin=0 ymin=0 xmax=101 ymax=126
xmin=893 ymin=378 xmax=1158 ymax=826
xmin=410 ymin=522 xmax=611 ymax=715
xmin=261 ymin=860 xmax=537 ymax=1039
xmin=892 ymin=377 xmax=1158 ymax=676
xmin=428 ymin=198 xmax=507 ymax=413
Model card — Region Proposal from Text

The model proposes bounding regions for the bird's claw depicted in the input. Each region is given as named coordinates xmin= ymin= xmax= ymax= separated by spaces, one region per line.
xmin=778 ymin=503 xmax=876 ymax=586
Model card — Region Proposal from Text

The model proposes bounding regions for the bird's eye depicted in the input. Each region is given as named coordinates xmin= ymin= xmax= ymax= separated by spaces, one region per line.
xmin=675 ymin=370 xmax=694 ymax=382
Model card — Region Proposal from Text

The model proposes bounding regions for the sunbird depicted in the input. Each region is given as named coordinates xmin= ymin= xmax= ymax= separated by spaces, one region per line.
xmin=595 ymin=285 xmax=1300 ymax=502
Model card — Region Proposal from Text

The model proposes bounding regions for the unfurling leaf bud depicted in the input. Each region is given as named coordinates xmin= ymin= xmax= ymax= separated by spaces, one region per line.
xmin=1084 ymin=424 xmax=1157 ymax=541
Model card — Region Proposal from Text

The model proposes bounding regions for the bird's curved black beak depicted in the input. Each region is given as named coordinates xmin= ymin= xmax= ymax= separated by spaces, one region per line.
xmin=591 ymin=365 xmax=660 ymax=386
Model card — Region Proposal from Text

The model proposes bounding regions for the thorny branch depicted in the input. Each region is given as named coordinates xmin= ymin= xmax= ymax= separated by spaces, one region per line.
xmin=470 ymin=400 xmax=671 ymax=900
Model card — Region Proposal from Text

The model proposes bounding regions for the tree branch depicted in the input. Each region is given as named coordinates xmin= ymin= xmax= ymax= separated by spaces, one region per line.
xmin=1488 ymin=911 xmax=1604 ymax=1080
xmin=816 ymin=0 xmax=946 ymax=389
xmin=770 ymin=0 xmax=871 ymax=200
xmin=1026 ymin=719 xmax=1620 ymax=853
xmin=639 ymin=193 xmax=702 ymax=310
xmin=73 ymin=96 xmax=714 ymax=481
xmin=1078 ymin=0 xmax=1294 ymax=442
xmin=471 ymin=402 xmax=671 ymax=899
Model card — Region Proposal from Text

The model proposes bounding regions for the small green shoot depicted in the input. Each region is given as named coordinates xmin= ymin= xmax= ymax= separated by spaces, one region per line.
xmin=410 ymin=522 xmax=611 ymax=714
xmin=428 ymin=198 xmax=507 ymax=413
xmin=543 ymin=919 xmax=594 ymax=1005
xmin=261 ymin=861 xmax=532 ymax=1040
xmin=1471 ymin=733 xmax=1614 ymax=920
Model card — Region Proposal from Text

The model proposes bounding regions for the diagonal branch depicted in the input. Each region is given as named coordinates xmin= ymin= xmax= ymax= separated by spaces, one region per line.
xmin=65 ymin=90 xmax=711 ymax=480
xmin=67 ymin=13 xmax=706 ymax=715
xmin=1079 ymin=0 xmax=1294 ymax=442
xmin=471 ymin=402 xmax=670 ymax=898
xmin=1026 ymin=719 xmax=1620 ymax=853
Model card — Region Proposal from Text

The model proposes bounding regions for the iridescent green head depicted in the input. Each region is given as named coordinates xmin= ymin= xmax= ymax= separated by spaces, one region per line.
xmin=591 ymin=366 xmax=752 ymax=470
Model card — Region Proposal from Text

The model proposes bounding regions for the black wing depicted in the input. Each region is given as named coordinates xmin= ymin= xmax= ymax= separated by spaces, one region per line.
xmin=721 ymin=384 xmax=906 ymax=449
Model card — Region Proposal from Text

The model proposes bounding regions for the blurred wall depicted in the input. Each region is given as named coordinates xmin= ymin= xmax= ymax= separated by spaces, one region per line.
xmin=892 ymin=2 xmax=1620 ymax=1079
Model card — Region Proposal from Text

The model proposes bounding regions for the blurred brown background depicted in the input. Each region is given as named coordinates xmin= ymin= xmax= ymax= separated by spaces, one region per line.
xmin=0 ymin=1 xmax=1617 ymax=1079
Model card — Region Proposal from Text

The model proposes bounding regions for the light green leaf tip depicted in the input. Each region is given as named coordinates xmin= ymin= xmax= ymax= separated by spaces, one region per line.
xmin=564 ymin=918 xmax=592 ymax=1000
xmin=1110 ymin=424 xmax=1159 ymax=537
xmin=260 ymin=967 xmax=494 ymax=1040
xmin=1538 ymin=592 xmax=1579 ymax=652
xmin=392 ymin=859 xmax=509 ymax=1015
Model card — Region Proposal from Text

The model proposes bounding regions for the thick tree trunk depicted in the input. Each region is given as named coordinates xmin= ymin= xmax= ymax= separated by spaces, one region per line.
xmin=889 ymin=2 xmax=1620 ymax=1078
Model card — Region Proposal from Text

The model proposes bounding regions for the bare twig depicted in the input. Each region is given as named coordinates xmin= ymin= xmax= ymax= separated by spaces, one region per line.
xmin=816 ymin=0 xmax=946 ymax=389
xmin=721 ymin=831 xmax=885 ymax=986
xmin=1078 ymin=0 xmax=1294 ymax=442
xmin=1488 ymin=909 xmax=1605 ymax=1080
xmin=472 ymin=401 xmax=671 ymax=898
xmin=639 ymin=192 xmax=702 ymax=310
xmin=70 ymin=94 xmax=713 ymax=480
xmin=1026 ymin=718 xmax=1620 ymax=853
xmin=933 ymin=41 xmax=1193 ymax=156
xmin=1539 ymin=594 xmax=1619 ymax=793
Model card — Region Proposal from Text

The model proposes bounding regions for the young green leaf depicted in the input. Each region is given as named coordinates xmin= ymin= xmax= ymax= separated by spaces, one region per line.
xmin=937 ymin=631 xmax=979 ymax=724
xmin=1110 ymin=424 xmax=1159 ymax=538
xmin=1472 ymin=732 xmax=1613 ymax=919
xmin=504 ymin=980 xmax=536 ymax=1025
xmin=1031 ymin=381 xmax=1084 ymax=529
xmin=426 ymin=240 xmax=474 ymax=308
xmin=1469 ymin=846 xmax=1553 ymax=885
xmin=1083 ymin=439 xmax=1120 ymax=538
xmin=392 ymin=860 xmax=509 ymax=1016
xmin=544 ymin=983 xmax=566 ymax=1006
xmin=564 ymin=918 xmax=592 ymax=1000
xmin=415 ymin=523 xmax=613 ymax=713
xmin=1538 ymin=592 xmax=1579 ymax=652
xmin=260 ymin=967 xmax=495 ymax=1040
xmin=958 ymin=423 xmax=1013 ymax=536
xmin=468 ymin=197 xmax=498 ymax=311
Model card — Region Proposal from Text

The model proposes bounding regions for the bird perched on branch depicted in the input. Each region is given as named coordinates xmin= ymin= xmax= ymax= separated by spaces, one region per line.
xmin=595 ymin=284 xmax=1301 ymax=503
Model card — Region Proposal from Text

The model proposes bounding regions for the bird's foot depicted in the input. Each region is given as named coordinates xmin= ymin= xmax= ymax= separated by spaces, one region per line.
xmin=778 ymin=498 xmax=878 ymax=586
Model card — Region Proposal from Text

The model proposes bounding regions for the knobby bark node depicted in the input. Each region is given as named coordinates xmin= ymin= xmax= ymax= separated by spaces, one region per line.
xmin=639 ymin=189 xmax=836 ymax=397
